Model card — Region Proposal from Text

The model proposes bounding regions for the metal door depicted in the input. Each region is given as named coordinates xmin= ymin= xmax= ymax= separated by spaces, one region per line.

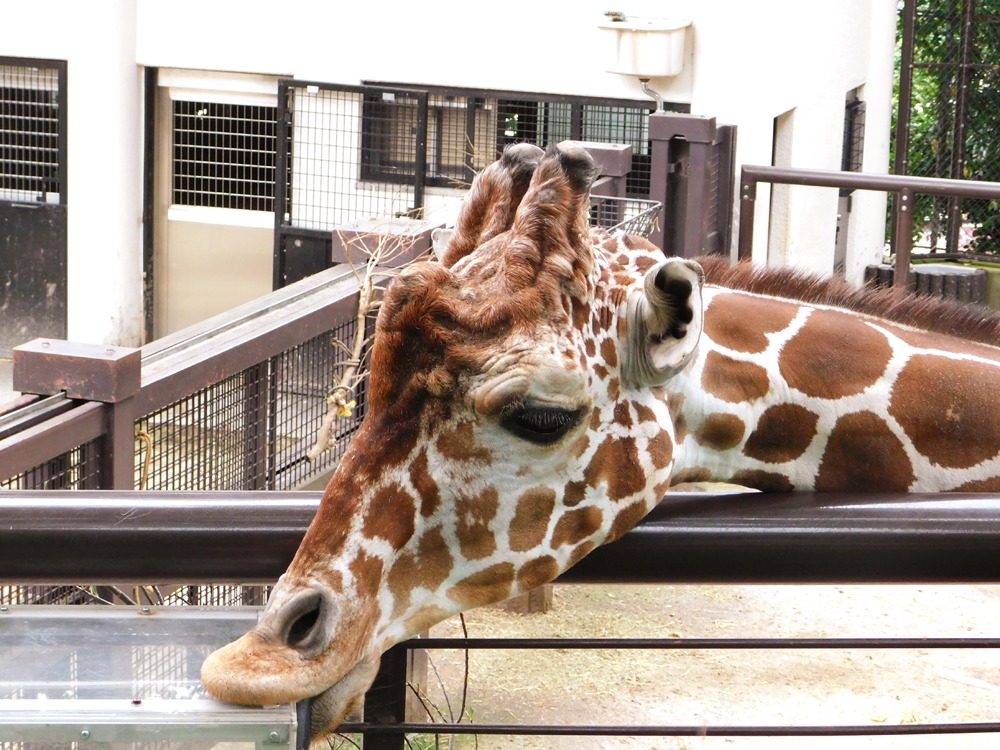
xmin=0 ymin=59 xmax=67 ymax=357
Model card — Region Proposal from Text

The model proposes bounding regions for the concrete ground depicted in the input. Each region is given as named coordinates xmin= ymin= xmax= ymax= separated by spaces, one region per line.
xmin=408 ymin=583 xmax=1000 ymax=749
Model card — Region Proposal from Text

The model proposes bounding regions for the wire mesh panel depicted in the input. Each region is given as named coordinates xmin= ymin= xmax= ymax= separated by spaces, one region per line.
xmin=0 ymin=440 xmax=101 ymax=490
xmin=135 ymin=366 xmax=273 ymax=492
xmin=281 ymin=84 xmax=427 ymax=231
xmin=271 ymin=323 xmax=368 ymax=490
xmin=172 ymin=100 xmax=277 ymax=212
xmin=0 ymin=59 xmax=64 ymax=204
xmin=900 ymin=0 xmax=1000 ymax=256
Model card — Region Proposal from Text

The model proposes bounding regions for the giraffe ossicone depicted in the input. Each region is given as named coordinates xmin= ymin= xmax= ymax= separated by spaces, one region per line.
xmin=201 ymin=142 xmax=705 ymax=738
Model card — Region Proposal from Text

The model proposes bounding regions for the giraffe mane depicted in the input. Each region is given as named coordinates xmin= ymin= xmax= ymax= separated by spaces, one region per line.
xmin=697 ymin=255 xmax=1000 ymax=348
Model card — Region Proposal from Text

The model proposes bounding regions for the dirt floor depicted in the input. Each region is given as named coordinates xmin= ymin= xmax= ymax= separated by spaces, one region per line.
xmin=409 ymin=583 xmax=1000 ymax=749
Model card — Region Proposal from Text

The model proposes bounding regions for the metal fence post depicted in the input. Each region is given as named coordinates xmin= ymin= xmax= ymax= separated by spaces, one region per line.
xmin=11 ymin=339 xmax=141 ymax=489
xmin=648 ymin=113 xmax=735 ymax=258
xmin=362 ymin=646 xmax=410 ymax=750
xmin=737 ymin=174 xmax=758 ymax=261
xmin=894 ymin=187 xmax=915 ymax=290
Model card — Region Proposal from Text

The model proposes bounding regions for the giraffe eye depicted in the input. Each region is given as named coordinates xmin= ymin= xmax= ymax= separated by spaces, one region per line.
xmin=500 ymin=406 xmax=585 ymax=445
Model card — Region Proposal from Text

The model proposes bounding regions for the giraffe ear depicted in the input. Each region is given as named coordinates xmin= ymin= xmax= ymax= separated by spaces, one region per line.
xmin=622 ymin=258 xmax=705 ymax=388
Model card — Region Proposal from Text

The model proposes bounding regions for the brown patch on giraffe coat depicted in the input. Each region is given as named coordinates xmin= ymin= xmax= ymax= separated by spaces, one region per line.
xmin=607 ymin=377 xmax=620 ymax=402
xmin=387 ymin=526 xmax=453 ymax=616
xmin=550 ymin=506 xmax=604 ymax=548
xmin=583 ymin=436 xmax=646 ymax=501
xmin=600 ymin=338 xmax=619 ymax=369
xmin=436 ymin=421 xmax=490 ymax=463
xmin=815 ymin=411 xmax=915 ymax=491
xmin=743 ymin=404 xmax=819 ymax=463
xmin=613 ymin=402 xmax=633 ymax=429
xmin=456 ymin=488 xmax=500 ymax=560
xmin=410 ymin=450 xmax=441 ymax=518
xmin=517 ymin=556 xmax=560 ymax=592
xmin=701 ymin=351 xmax=770 ymax=403
xmin=730 ymin=469 xmax=794 ymax=492
xmin=362 ymin=483 xmax=416 ymax=549
xmin=594 ymin=363 xmax=609 ymax=381
xmin=509 ymin=487 xmax=557 ymax=552
xmin=889 ymin=355 xmax=1000 ymax=469
xmin=635 ymin=401 xmax=659 ymax=423
xmin=665 ymin=393 xmax=687 ymax=443
xmin=704 ymin=293 xmax=799 ymax=353
xmin=949 ymin=477 xmax=1000 ymax=491
xmin=670 ymin=467 xmax=712 ymax=485
xmin=562 ymin=480 xmax=588 ymax=507
xmin=780 ymin=309 xmax=893 ymax=399
xmin=566 ymin=541 xmax=596 ymax=569
xmin=585 ymin=337 xmax=597 ymax=358
xmin=348 ymin=550 xmax=384 ymax=600
xmin=448 ymin=562 xmax=515 ymax=609
xmin=404 ymin=605 xmax=453 ymax=637
xmin=694 ymin=413 xmax=746 ymax=451
xmin=607 ymin=500 xmax=649 ymax=543
xmin=647 ymin=428 xmax=674 ymax=470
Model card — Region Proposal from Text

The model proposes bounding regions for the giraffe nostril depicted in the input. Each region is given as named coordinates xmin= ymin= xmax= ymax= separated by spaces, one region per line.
xmin=286 ymin=602 xmax=321 ymax=647
xmin=277 ymin=588 xmax=334 ymax=657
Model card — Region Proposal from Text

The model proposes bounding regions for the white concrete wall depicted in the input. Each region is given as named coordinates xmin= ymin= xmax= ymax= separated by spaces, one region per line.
xmin=6 ymin=0 xmax=143 ymax=348
xmin=6 ymin=0 xmax=897 ymax=348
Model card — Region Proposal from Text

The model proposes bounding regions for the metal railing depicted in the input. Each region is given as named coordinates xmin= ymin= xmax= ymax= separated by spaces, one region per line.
xmin=2 ymin=489 xmax=1000 ymax=746
xmin=737 ymin=164 xmax=1000 ymax=285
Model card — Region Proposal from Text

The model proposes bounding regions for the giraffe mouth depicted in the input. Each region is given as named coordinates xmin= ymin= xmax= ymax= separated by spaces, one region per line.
xmin=305 ymin=656 xmax=382 ymax=742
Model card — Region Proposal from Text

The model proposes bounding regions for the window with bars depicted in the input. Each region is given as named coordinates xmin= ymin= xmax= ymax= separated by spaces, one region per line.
xmin=842 ymin=93 xmax=866 ymax=176
xmin=0 ymin=60 xmax=63 ymax=203
xmin=360 ymin=88 xmax=657 ymax=197
xmin=172 ymin=100 xmax=277 ymax=211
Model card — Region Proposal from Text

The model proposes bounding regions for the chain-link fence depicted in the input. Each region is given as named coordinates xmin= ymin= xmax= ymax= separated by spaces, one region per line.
xmin=897 ymin=0 xmax=1000 ymax=256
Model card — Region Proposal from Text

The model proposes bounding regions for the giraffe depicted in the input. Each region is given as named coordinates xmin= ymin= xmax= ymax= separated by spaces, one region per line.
xmin=201 ymin=142 xmax=706 ymax=738
xmin=200 ymin=142 xmax=1000 ymax=741
xmin=664 ymin=255 xmax=1000 ymax=492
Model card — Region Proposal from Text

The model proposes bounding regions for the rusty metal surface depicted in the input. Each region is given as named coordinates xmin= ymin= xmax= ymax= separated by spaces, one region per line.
xmin=13 ymin=338 xmax=140 ymax=403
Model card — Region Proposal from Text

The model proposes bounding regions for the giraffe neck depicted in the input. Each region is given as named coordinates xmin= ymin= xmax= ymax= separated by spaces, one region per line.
xmin=668 ymin=285 xmax=1000 ymax=492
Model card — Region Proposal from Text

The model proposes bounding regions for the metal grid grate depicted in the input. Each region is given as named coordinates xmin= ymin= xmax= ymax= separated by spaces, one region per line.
xmin=0 ymin=440 xmax=101 ymax=490
xmin=362 ymin=93 xmax=654 ymax=195
xmin=135 ymin=367 xmax=272 ymax=492
xmin=172 ymin=100 xmax=277 ymax=212
xmin=0 ymin=585 xmax=90 ymax=606
xmin=272 ymin=324 xmax=367 ymax=489
xmin=0 ymin=60 xmax=62 ymax=203
xmin=284 ymin=86 xmax=423 ymax=231
xmin=590 ymin=196 xmax=662 ymax=238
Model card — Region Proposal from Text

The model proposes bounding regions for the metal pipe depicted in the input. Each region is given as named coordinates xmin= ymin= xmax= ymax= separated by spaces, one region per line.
xmin=638 ymin=78 xmax=664 ymax=112
xmin=741 ymin=164 xmax=1000 ymax=199
xmin=3 ymin=490 xmax=1000 ymax=585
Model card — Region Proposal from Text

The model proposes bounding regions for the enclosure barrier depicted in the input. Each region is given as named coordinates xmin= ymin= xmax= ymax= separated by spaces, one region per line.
xmin=737 ymin=164 xmax=1000 ymax=287
xmin=2 ymin=489 xmax=1000 ymax=747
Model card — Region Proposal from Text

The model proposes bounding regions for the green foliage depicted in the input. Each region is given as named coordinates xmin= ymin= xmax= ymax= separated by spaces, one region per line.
xmin=895 ymin=0 xmax=1000 ymax=254
xmin=896 ymin=0 xmax=1000 ymax=254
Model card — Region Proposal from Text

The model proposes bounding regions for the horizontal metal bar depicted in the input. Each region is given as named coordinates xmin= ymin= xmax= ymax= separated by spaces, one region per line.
xmin=741 ymin=164 xmax=1000 ymax=200
xmin=1 ymin=491 xmax=1000 ymax=584
xmin=406 ymin=636 xmax=1000 ymax=650
xmin=340 ymin=720 xmax=1000 ymax=737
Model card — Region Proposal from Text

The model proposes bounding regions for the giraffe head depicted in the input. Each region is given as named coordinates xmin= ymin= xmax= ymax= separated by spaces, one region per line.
xmin=200 ymin=143 xmax=704 ymax=739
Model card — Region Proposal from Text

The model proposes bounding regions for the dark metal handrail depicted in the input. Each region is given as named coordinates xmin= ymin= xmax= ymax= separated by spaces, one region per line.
xmin=737 ymin=164 xmax=1000 ymax=286
xmin=2 ymin=490 xmax=999 ymax=585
